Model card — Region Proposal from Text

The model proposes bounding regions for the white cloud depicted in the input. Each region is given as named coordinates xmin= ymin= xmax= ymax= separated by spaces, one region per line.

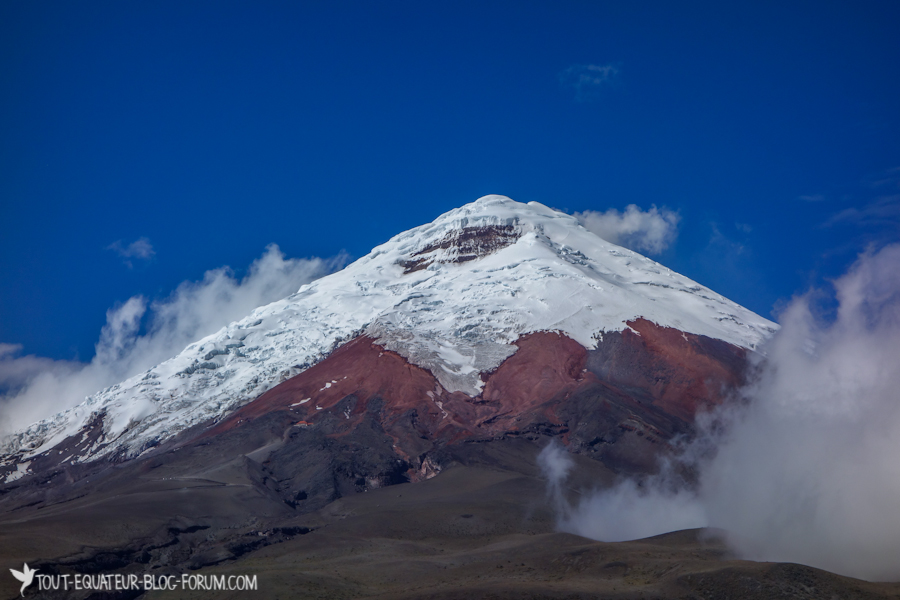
xmin=700 ymin=243 xmax=900 ymax=581
xmin=575 ymin=204 xmax=680 ymax=254
xmin=559 ymin=63 xmax=620 ymax=101
xmin=536 ymin=438 xmax=575 ymax=520
xmin=107 ymin=237 xmax=155 ymax=267
xmin=0 ymin=343 xmax=23 ymax=358
xmin=540 ymin=243 xmax=900 ymax=581
xmin=0 ymin=244 xmax=344 ymax=434
xmin=538 ymin=443 xmax=705 ymax=542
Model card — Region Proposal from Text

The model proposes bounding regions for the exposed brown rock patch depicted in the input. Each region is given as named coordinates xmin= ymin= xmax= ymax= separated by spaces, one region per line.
xmin=399 ymin=224 xmax=520 ymax=273
xmin=475 ymin=331 xmax=588 ymax=432
xmin=210 ymin=336 xmax=458 ymax=441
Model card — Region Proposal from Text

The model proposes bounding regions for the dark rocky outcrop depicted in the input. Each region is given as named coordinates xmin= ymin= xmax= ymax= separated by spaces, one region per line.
xmin=398 ymin=224 xmax=521 ymax=273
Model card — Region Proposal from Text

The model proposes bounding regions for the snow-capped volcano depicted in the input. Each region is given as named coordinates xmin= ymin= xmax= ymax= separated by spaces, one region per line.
xmin=0 ymin=195 xmax=776 ymax=476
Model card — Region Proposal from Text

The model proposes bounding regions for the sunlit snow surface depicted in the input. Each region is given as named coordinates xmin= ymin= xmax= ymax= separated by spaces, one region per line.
xmin=0 ymin=196 xmax=776 ymax=471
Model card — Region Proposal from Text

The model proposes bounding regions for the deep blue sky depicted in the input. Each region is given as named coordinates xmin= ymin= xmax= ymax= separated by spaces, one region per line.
xmin=2 ymin=0 xmax=899 ymax=362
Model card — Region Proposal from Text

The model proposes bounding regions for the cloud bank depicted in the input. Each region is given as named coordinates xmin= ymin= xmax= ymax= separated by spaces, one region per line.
xmin=576 ymin=205 xmax=680 ymax=254
xmin=0 ymin=245 xmax=343 ymax=434
xmin=540 ymin=243 xmax=900 ymax=581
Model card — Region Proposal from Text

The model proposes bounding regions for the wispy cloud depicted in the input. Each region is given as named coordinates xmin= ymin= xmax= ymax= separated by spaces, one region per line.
xmin=575 ymin=204 xmax=680 ymax=254
xmin=863 ymin=166 xmax=900 ymax=190
xmin=798 ymin=194 xmax=825 ymax=202
xmin=107 ymin=237 xmax=156 ymax=268
xmin=823 ymin=167 xmax=900 ymax=231
xmin=825 ymin=194 xmax=900 ymax=229
xmin=0 ymin=245 xmax=345 ymax=434
xmin=539 ymin=243 xmax=900 ymax=581
xmin=559 ymin=63 xmax=620 ymax=101
xmin=709 ymin=222 xmax=745 ymax=255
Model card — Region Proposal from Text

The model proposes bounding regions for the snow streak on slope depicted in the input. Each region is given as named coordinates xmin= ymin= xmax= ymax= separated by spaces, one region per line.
xmin=0 ymin=196 xmax=776 ymax=474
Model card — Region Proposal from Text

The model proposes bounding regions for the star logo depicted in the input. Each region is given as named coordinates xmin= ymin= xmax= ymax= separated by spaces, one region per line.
xmin=9 ymin=564 xmax=38 ymax=597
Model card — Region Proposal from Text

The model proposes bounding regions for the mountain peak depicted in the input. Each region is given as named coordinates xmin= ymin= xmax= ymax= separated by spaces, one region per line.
xmin=1 ymin=196 xmax=777 ymax=475
xmin=470 ymin=193 xmax=519 ymax=206
xmin=431 ymin=194 xmax=561 ymax=227
xmin=379 ymin=196 xmax=575 ymax=276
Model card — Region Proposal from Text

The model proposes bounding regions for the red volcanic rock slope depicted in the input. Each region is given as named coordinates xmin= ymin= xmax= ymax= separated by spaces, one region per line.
xmin=212 ymin=318 xmax=747 ymax=478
